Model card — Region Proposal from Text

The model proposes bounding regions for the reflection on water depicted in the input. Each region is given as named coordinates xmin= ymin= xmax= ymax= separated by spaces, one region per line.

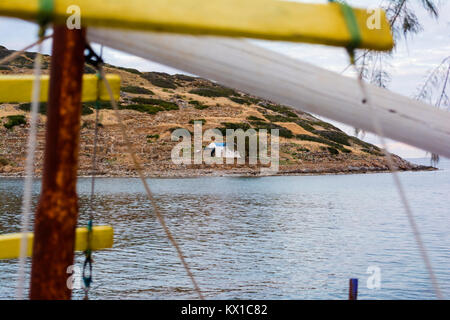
xmin=0 ymin=158 xmax=449 ymax=299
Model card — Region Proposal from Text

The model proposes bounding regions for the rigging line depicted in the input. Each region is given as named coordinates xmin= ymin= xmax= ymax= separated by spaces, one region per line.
xmin=0 ymin=35 xmax=52 ymax=66
xmin=84 ymin=44 xmax=104 ymax=301
xmin=98 ymin=67 xmax=205 ymax=300
xmin=89 ymin=45 xmax=104 ymax=212
xmin=353 ymin=64 xmax=444 ymax=300
xmin=15 ymin=39 xmax=45 ymax=300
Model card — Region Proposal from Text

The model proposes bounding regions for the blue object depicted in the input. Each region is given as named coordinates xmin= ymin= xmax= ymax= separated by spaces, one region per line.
xmin=349 ymin=278 xmax=358 ymax=300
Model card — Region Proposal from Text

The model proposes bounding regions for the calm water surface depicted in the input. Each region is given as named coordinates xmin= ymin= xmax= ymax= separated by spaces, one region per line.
xmin=0 ymin=158 xmax=449 ymax=299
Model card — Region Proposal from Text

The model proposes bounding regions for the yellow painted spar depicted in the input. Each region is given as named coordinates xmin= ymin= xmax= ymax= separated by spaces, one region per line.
xmin=0 ymin=225 xmax=114 ymax=260
xmin=0 ymin=0 xmax=394 ymax=51
xmin=0 ymin=74 xmax=121 ymax=103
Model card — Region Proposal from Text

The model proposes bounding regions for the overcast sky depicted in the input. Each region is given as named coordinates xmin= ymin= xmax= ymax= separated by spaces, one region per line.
xmin=0 ymin=0 xmax=449 ymax=158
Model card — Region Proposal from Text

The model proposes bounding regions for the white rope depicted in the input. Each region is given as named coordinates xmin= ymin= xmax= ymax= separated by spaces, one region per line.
xmin=354 ymin=66 xmax=444 ymax=299
xmin=15 ymin=40 xmax=45 ymax=300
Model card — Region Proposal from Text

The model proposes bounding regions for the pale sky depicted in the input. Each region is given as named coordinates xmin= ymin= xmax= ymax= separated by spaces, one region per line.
xmin=0 ymin=0 xmax=449 ymax=159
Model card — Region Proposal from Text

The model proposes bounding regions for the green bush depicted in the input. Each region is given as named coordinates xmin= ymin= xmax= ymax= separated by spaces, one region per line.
xmin=295 ymin=134 xmax=351 ymax=153
xmin=120 ymin=104 xmax=164 ymax=114
xmin=142 ymin=73 xmax=177 ymax=89
xmin=121 ymin=85 xmax=154 ymax=95
xmin=314 ymin=130 xmax=350 ymax=146
xmin=3 ymin=115 xmax=26 ymax=129
xmin=0 ymin=157 xmax=9 ymax=166
xmin=131 ymin=97 xmax=179 ymax=110
xmin=81 ymin=104 xmax=94 ymax=116
xmin=246 ymin=116 xmax=265 ymax=121
xmin=264 ymin=114 xmax=297 ymax=123
xmin=189 ymin=100 xmax=209 ymax=110
xmin=246 ymin=97 xmax=262 ymax=105
xmin=219 ymin=122 xmax=251 ymax=133
xmin=361 ymin=148 xmax=384 ymax=156
xmin=189 ymin=86 xmax=237 ymax=98
xmin=295 ymin=120 xmax=316 ymax=132
xmin=327 ymin=147 xmax=339 ymax=155
xmin=229 ymin=97 xmax=250 ymax=105
xmin=147 ymin=134 xmax=160 ymax=140
xmin=249 ymin=120 xmax=293 ymax=138
xmin=174 ymin=74 xmax=197 ymax=82
xmin=260 ymin=104 xmax=298 ymax=118
xmin=117 ymin=66 xmax=142 ymax=75
xmin=18 ymin=102 xmax=47 ymax=115
xmin=0 ymin=65 xmax=10 ymax=70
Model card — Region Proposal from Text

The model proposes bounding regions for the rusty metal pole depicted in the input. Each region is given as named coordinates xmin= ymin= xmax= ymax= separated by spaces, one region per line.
xmin=29 ymin=26 xmax=86 ymax=300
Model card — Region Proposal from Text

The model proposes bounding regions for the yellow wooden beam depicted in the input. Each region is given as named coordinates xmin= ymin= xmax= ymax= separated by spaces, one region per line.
xmin=0 ymin=74 xmax=120 ymax=103
xmin=0 ymin=225 xmax=114 ymax=260
xmin=0 ymin=0 xmax=394 ymax=51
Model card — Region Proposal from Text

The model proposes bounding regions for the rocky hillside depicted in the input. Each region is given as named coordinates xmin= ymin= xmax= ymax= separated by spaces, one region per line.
xmin=0 ymin=45 xmax=432 ymax=177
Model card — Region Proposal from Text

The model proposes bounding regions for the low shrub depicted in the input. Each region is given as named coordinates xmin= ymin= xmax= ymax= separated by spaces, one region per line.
xmin=249 ymin=120 xmax=293 ymax=138
xmin=260 ymin=104 xmax=298 ymax=118
xmin=18 ymin=102 xmax=47 ymax=115
xmin=121 ymin=85 xmax=154 ymax=95
xmin=246 ymin=116 xmax=265 ymax=121
xmin=174 ymin=74 xmax=197 ymax=82
xmin=264 ymin=114 xmax=296 ymax=123
xmin=146 ymin=134 xmax=160 ymax=140
xmin=189 ymin=86 xmax=237 ymax=98
xmin=117 ymin=66 xmax=142 ymax=75
xmin=189 ymin=100 xmax=209 ymax=110
xmin=0 ymin=157 xmax=9 ymax=166
xmin=81 ymin=104 xmax=94 ymax=116
xmin=295 ymin=134 xmax=351 ymax=153
xmin=229 ymin=97 xmax=250 ymax=105
xmin=295 ymin=120 xmax=316 ymax=132
xmin=3 ymin=115 xmax=26 ymax=129
xmin=131 ymin=98 xmax=179 ymax=110
xmin=314 ymin=130 xmax=351 ymax=146
xmin=120 ymin=104 xmax=164 ymax=114
xmin=220 ymin=122 xmax=251 ymax=132
xmin=142 ymin=73 xmax=177 ymax=89
xmin=327 ymin=147 xmax=340 ymax=155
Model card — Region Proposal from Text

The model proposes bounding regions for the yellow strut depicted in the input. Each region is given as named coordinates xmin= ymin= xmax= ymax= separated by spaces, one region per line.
xmin=0 ymin=0 xmax=394 ymax=51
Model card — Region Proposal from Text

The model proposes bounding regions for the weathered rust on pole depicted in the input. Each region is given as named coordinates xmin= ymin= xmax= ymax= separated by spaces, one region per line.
xmin=29 ymin=26 xmax=86 ymax=300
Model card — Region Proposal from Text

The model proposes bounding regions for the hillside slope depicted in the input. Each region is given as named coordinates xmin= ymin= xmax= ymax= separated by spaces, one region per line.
xmin=0 ymin=46 xmax=432 ymax=177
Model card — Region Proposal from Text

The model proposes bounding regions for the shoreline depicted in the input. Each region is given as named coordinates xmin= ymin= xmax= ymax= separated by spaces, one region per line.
xmin=0 ymin=165 xmax=437 ymax=179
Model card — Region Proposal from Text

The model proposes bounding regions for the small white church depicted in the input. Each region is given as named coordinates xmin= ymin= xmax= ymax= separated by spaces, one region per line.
xmin=205 ymin=142 xmax=241 ymax=159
